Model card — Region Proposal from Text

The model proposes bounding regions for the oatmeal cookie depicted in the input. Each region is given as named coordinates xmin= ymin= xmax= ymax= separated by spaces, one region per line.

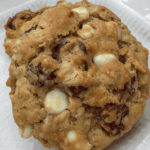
xmin=4 ymin=0 xmax=150 ymax=150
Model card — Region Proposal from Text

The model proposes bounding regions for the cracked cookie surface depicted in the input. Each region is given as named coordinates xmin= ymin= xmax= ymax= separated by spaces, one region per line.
xmin=4 ymin=0 xmax=150 ymax=150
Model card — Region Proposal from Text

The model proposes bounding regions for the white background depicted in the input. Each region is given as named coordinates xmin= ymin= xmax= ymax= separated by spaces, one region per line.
xmin=0 ymin=0 xmax=150 ymax=22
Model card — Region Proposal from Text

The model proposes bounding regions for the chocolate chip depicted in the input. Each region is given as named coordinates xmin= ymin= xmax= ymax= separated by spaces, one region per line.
xmin=25 ymin=26 xmax=37 ymax=34
xmin=52 ymin=40 xmax=70 ymax=60
xmin=118 ymin=40 xmax=128 ymax=49
xmin=69 ymin=86 xmax=88 ymax=96
xmin=79 ymin=43 xmax=87 ymax=54
xmin=124 ymin=76 xmax=137 ymax=94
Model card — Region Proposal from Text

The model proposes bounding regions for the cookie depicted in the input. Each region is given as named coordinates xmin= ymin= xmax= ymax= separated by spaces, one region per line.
xmin=3 ymin=7 xmax=49 ymax=57
xmin=4 ymin=0 xmax=150 ymax=150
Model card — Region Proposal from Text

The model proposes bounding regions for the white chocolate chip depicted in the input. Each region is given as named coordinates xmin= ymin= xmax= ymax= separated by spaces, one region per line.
xmin=66 ymin=131 xmax=93 ymax=150
xmin=19 ymin=126 xmax=33 ymax=139
xmin=16 ymin=39 xmax=21 ymax=45
xmin=78 ymin=25 xmax=94 ymax=39
xmin=44 ymin=117 xmax=49 ymax=124
xmin=44 ymin=89 xmax=68 ymax=114
xmin=67 ymin=131 xmax=76 ymax=142
xmin=57 ymin=1 xmax=68 ymax=6
xmin=5 ymin=38 xmax=12 ymax=43
xmin=93 ymin=54 xmax=117 ymax=67
xmin=88 ymin=142 xmax=93 ymax=149
xmin=72 ymin=7 xmax=89 ymax=20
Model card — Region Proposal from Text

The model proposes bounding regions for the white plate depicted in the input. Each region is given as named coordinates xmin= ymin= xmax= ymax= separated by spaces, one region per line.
xmin=121 ymin=0 xmax=150 ymax=22
xmin=0 ymin=0 xmax=150 ymax=150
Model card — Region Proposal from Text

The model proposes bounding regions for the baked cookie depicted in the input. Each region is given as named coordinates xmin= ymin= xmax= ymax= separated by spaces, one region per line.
xmin=4 ymin=0 xmax=150 ymax=150
xmin=4 ymin=7 xmax=49 ymax=57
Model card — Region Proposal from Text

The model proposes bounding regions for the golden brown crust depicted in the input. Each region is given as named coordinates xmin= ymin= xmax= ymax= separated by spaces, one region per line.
xmin=4 ymin=0 xmax=149 ymax=150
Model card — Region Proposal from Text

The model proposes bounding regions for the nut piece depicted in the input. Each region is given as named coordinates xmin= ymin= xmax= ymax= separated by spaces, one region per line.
xmin=78 ymin=25 xmax=94 ymax=39
xmin=93 ymin=54 xmax=117 ymax=67
xmin=19 ymin=126 xmax=33 ymax=139
xmin=44 ymin=89 xmax=68 ymax=114
xmin=72 ymin=6 xmax=89 ymax=20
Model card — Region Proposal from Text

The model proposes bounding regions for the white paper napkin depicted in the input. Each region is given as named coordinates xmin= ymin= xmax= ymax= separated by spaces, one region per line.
xmin=0 ymin=1 xmax=149 ymax=150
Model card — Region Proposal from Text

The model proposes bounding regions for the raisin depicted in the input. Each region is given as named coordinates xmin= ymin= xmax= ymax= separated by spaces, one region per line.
xmin=124 ymin=85 xmax=135 ymax=94
xmin=20 ymin=13 xmax=33 ymax=21
xmin=9 ymin=23 xmax=16 ymax=30
xmin=26 ymin=14 xmax=33 ymax=21
xmin=26 ymin=62 xmax=56 ymax=87
xmin=69 ymin=86 xmax=87 ymax=96
xmin=70 ymin=116 xmax=77 ymax=122
xmin=84 ymin=62 xmax=88 ymax=71
xmin=131 ymin=76 xmax=136 ymax=85
xmin=118 ymin=40 xmax=128 ymax=49
xmin=52 ymin=45 xmax=60 ymax=60
xmin=29 ymin=63 xmax=38 ymax=76
xmin=124 ymin=76 xmax=137 ymax=94
xmin=35 ymin=80 xmax=45 ymax=87
xmin=119 ymin=105 xmax=129 ymax=118
xmin=39 ymin=47 xmax=45 ymax=53
xmin=36 ymin=8 xmax=47 ymax=15
xmin=71 ymin=44 xmax=76 ymax=50
xmin=25 ymin=26 xmax=37 ymax=34
xmin=79 ymin=43 xmax=87 ymax=54
xmin=119 ymin=55 xmax=126 ymax=64
xmin=52 ymin=41 xmax=70 ymax=60
xmin=96 ymin=103 xmax=129 ymax=136
xmin=46 ymin=72 xmax=56 ymax=81
xmin=7 ymin=16 xmax=16 ymax=30
xmin=15 ymin=60 xmax=19 ymax=68
xmin=6 ymin=11 xmax=36 ymax=31
xmin=59 ymin=41 xmax=70 ymax=48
